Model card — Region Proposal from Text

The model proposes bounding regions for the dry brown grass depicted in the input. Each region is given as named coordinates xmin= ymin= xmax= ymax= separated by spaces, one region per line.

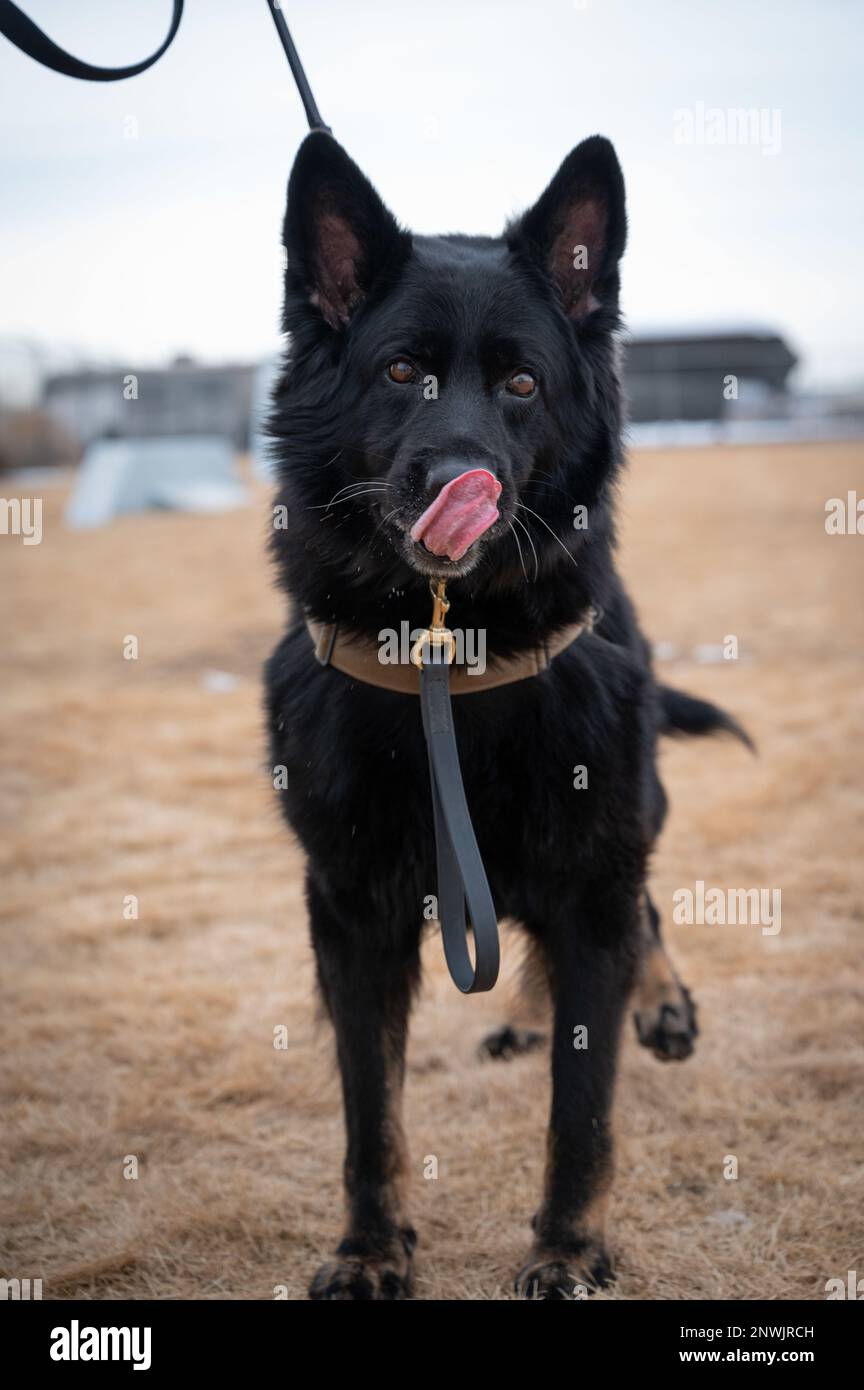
xmin=2 ymin=442 xmax=862 ymax=1301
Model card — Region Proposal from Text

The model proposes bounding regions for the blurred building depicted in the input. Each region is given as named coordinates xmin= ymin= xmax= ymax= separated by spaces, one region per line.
xmin=41 ymin=331 xmax=797 ymax=454
xmin=42 ymin=356 xmax=255 ymax=452
xmin=623 ymin=327 xmax=797 ymax=421
xmin=2 ymin=328 xmax=818 ymax=473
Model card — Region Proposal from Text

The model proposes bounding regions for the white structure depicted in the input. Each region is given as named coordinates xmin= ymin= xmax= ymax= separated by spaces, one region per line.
xmin=66 ymin=435 xmax=248 ymax=529
xmin=249 ymin=356 xmax=281 ymax=481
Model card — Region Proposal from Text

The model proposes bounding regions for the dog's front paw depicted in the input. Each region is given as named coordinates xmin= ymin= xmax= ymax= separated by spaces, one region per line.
xmin=478 ymin=1024 xmax=546 ymax=1060
xmin=309 ymin=1228 xmax=416 ymax=1300
xmin=515 ymin=1245 xmax=613 ymax=1300
xmin=633 ymin=982 xmax=698 ymax=1061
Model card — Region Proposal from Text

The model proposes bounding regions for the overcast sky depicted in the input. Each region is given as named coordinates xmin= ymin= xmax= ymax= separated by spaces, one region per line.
xmin=1 ymin=0 xmax=861 ymax=390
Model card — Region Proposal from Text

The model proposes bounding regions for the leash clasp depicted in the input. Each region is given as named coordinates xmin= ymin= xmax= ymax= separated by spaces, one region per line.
xmin=411 ymin=580 xmax=456 ymax=669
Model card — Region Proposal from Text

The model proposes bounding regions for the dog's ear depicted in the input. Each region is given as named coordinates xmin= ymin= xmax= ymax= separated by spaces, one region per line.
xmin=508 ymin=136 xmax=627 ymax=321
xmin=283 ymin=132 xmax=411 ymax=331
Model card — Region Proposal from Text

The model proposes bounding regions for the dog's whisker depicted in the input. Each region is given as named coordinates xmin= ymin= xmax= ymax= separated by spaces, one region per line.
xmin=507 ymin=521 xmax=529 ymax=586
xmin=327 ymin=476 xmax=390 ymax=500
xmin=327 ymin=479 xmax=386 ymax=502
xmin=326 ymin=488 xmax=391 ymax=509
xmin=515 ymin=502 xmax=579 ymax=570
xmin=323 ymin=478 xmax=394 ymax=506
xmin=314 ymin=479 xmax=368 ymax=508
xmin=511 ymin=512 xmax=540 ymax=583
xmin=314 ymin=450 xmax=344 ymax=471
xmin=308 ymin=485 xmax=391 ymax=512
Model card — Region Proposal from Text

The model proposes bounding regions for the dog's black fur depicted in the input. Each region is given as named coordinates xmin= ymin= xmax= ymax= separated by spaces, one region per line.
xmin=265 ymin=131 xmax=749 ymax=1300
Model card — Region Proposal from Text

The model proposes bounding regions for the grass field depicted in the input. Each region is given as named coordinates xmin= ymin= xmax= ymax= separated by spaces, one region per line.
xmin=2 ymin=440 xmax=862 ymax=1300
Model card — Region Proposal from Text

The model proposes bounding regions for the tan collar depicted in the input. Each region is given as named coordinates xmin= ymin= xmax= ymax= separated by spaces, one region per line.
xmin=305 ymin=610 xmax=595 ymax=695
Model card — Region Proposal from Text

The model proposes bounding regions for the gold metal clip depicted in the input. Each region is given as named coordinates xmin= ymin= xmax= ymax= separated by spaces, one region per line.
xmin=410 ymin=579 xmax=457 ymax=669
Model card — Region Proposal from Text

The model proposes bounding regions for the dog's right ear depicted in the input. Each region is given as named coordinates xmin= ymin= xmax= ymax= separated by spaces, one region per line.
xmin=283 ymin=132 xmax=411 ymax=331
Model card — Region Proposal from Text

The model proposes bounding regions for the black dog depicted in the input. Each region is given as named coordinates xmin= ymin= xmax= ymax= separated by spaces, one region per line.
xmin=265 ymin=131 xmax=748 ymax=1299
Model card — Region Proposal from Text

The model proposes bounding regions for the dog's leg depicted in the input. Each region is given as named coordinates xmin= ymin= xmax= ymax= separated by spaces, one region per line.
xmin=632 ymin=891 xmax=698 ymax=1061
xmin=515 ymin=883 xmax=639 ymax=1300
xmin=306 ymin=877 xmax=419 ymax=1301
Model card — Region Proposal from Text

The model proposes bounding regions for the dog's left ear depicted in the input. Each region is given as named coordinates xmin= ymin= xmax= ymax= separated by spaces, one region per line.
xmin=283 ymin=131 xmax=411 ymax=331
xmin=508 ymin=135 xmax=627 ymax=321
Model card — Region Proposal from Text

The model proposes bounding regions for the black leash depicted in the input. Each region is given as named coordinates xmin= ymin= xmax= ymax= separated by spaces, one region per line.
xmin=0 ymin=1 xmax=330 ymax=132
xmin=267 ymin=4 xmax=330 ymax=132
xmin=0 ymin=0 xmax=184 ymax=82
xmin=412 ymin=584 xmax=500 ymax=993
xmin=0 ymin=1 xmax=499 ymax=993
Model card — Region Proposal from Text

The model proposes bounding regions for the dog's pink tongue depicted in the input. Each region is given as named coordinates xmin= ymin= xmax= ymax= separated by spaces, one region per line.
xmin=410 ymin=468 xmax=501 ymax=561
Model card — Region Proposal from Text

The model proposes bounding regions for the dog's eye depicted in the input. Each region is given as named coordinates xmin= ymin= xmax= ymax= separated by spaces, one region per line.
xmin=507 ymin=370 xmax=537 ymax=398
xmin=387 ymin=359 xmax=416 ymax=384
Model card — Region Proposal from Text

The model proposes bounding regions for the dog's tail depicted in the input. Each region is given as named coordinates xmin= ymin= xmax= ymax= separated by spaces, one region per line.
xmin=659 ymin=685 xmax=755 ymax=753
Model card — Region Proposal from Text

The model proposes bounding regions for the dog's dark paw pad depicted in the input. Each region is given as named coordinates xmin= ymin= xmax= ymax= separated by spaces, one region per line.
xmin=515 ymin=1251 xmax=613 ymax=1300
xmin=309 ymin=1256 xmax=411 ymax=1300
xmin=309 ymin=1228 xmax=415 ymax=1300
xmin=479 ymin=1025 xmax=546 ymax=1061
xmin=634 ymin=985 xmax=698 ymax=1062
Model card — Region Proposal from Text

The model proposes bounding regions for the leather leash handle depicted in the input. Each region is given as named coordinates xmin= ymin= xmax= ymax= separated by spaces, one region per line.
xmin=0 ymin=2 xmax=330 ymax=134
xmin=0 ymin=0 xmax=184 ymax=81
xmin=419 ymin=652 xmax=500 ymax=994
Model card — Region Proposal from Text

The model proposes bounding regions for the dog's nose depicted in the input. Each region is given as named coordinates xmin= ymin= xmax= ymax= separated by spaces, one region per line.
xmin=425 ymin=459 xmax=496 ymax=497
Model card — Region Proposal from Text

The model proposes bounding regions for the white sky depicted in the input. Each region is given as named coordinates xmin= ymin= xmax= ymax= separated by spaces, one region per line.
xmin=1 ymin=0 xmax=862 ymax=389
